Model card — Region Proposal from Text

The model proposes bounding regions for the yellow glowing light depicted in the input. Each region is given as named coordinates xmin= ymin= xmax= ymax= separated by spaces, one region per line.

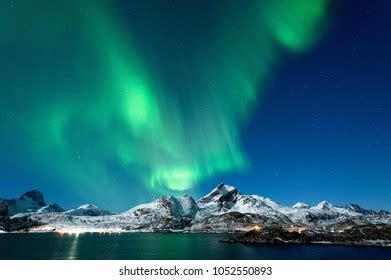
xmin=55 ymin=227 xmax=124 ymax=235
xmin=253 ymin=225 xmax=262 ymax=232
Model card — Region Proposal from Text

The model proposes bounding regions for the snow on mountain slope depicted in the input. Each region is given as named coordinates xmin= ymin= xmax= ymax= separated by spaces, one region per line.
xmin=196 ymin=183 xmax=288 ymax=216
xmin=310 ymin=201 xmax=365 ymax=216
xmin=343 ymin=203 xmax=377 ymax=215
xmin=194 ymin=184 xmax=376 ymax=227
xmin=196 ymin=183 xmax=240 ymax=219
xmin=196 ymin=183 xmax=294 ymax=224
xmin=37 ymin=204 xmax=64 ymax=213
xmin=187 ymin=212 xmax=288 ymax=233
xmin=3 ymin=184 xmax=390 ymax=232
xmin=178 ymin=195 xmax=199 ymax=218
xmin=230 ymin=195 xmax=292 ymax=221
xmin=312 ymin=201 xmax=333 ymax=211
xmin=292 ymin=202 xmax=310 ymax=209
xmin=125 ymin=195 xmax=197 ymax=218
xmin=64 ymin=204 xmax=113 ymax=216
xmin=120 ymin=195 xmax=199 ymax=231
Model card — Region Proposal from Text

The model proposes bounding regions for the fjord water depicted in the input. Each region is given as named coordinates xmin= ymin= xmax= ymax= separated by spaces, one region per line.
xmin=0 ymin=233 xmax=390 ymax=260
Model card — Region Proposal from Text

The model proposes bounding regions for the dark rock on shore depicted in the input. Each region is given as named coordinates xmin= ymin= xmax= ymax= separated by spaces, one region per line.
xmin=223 ymin=227 xmax=314 ymax=244
xmin=315 ymin=224 xmax=391 ymax=244
xmin=223 ymin=225 xmax=391 ymax=247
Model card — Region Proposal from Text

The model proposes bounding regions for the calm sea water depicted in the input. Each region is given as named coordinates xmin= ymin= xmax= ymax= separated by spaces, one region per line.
xmin=0 ymin=233 xmax=390 ymax=260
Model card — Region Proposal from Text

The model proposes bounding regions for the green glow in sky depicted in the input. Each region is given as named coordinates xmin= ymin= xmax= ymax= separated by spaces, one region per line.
xmin=264 ymin=0 xmax=327 ymax=51
xmin=0 ymin=0 xmax=328 ymax=202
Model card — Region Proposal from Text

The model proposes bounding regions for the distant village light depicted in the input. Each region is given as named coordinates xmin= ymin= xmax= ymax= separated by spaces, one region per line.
xmin=254 ymin=225 xmax=262 ymax=232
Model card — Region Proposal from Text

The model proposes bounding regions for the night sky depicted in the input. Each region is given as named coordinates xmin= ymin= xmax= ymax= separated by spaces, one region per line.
xmin=1 ymin=0 xmax=390 ymax=211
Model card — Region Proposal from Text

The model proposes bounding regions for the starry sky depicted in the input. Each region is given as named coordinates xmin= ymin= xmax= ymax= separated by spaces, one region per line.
xmin=1 ymin=0 xmax=390 ymax=211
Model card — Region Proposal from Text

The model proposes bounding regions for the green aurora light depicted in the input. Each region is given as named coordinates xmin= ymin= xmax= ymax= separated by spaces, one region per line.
xmin=0 ymin=0 xmax=328 ymax=200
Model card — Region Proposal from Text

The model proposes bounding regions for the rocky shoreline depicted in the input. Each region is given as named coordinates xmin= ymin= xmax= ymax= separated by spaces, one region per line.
xmin=222 ymin=225 xmax=391 ymax=247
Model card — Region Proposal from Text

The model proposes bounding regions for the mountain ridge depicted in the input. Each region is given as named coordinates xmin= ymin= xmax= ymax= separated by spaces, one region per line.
xmin=0 ymin=183 xmax=390 ymax=233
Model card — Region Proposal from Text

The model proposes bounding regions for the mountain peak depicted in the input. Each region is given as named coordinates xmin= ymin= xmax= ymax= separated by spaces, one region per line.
xmin=344 ymin=203 xmax=377 ymax=215
xmin=313 ymin=200 xmax=333 ymax=210
xmin=19 ymin=190 xmax=46 ymax=207
xmin=196 ymin=183 xmax=240 ymax=217
xmin=5 ymin=189 xmax=47 ymax=216
xmin=65 ymin=204 xmax=112 ymax=216
xmin=77 ymin=204 xmax=99 ymax=210
xmin=2 ymin=186 xmax=390 ymax=233
xmin=202 ymin=183 xmax=239 ymax=199
xmin=217 ymin=183 xmax=237 ymax=192
xmin=292 ymin=202 xmax=310 ymax=209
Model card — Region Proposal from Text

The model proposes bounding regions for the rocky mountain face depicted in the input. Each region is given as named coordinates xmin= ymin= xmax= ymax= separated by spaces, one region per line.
xmin=6 ymin=190 xmax=46 ymax=216
xmin=343 ymin=203 xmax=377 ymax=215
xmin=187 ymin=212 xmax=288 ymax=233
xmin=64 ymin=204 xmax=112 ymax=216
xmin=37 ymin=204 xmax=65 ymax=213
xmin=1 ymin=183 xmax=390 ymax=233
xmin=1 ymin=190 xmax=50 ymax=231
xmin=119 ymin=195 xmax=199 ymax=231
xmin=0 ymin=199 xmax=9 ymax=231
xmin=196 ymin=184 xmax=240 ymax=218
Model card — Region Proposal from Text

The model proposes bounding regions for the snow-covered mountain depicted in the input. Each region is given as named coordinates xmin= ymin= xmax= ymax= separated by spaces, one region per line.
xmin=37 ymin=204 xmax=64 ymax=213
xmin=64 ymin=204 xmax=112 ymax=216
xmin=292 ymin=202 xmax=310 ymax=209
xmin=120 ymin=195 xmax=198 ymax=231
xmin=193 ymin=183 xmax=381 ymax=228
xmin=5 ymin=190 xmax=46 ymax=216
xmin=343 ymin=203 xmax=378 ymax=215
xmin=1 ymin=184 xmax=390 ymax=233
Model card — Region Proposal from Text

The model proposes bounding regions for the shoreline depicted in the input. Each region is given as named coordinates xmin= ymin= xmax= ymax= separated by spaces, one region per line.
xmin=221 ymin=239 xmax=391 ymax=248
xmin=1 ymin=228 xmax=391 ymax=248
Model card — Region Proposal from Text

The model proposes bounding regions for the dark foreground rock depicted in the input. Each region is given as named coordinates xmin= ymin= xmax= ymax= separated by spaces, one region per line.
xmin=0 ymin=199 xmax=9 ymax=231
xmin=223 ymin=225 xmax=391 ymax=247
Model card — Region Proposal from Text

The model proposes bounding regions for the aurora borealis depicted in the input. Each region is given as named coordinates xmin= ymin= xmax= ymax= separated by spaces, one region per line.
xmin=1 ymin=0 xmax=391 ymax=211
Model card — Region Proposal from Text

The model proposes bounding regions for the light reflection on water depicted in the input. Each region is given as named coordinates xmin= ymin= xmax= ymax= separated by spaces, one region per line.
xmin=68 ymin=234 xmax=79 ymax=260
